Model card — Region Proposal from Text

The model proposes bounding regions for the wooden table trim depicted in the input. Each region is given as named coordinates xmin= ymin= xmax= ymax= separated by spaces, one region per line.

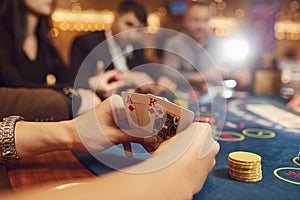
xmin=5 ymin=150 xmax=94 ymax=192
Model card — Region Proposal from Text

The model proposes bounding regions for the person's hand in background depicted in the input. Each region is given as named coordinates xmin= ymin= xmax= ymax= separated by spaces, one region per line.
xmin=88 ymin=61 xmax=124 ymax=99
xmin=287 ymin=93 xmax=300 ymax=113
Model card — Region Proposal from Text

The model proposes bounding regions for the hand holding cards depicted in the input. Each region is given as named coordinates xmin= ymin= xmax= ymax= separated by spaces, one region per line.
xmin=121 ymin=92 xmax=194 ymax=142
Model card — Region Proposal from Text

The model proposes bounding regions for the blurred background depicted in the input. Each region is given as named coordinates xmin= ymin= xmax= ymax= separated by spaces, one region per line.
xmin=50 ymin=0 xmax=300 ymax=96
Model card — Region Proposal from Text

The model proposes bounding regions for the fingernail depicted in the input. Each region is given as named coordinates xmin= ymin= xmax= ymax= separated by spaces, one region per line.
xmin=125 ymin=150 xmax=133 ymax=158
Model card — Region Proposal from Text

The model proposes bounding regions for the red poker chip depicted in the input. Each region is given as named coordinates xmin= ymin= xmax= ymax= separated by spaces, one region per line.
xmin=195 ymin=116 xmax=215 ymax=124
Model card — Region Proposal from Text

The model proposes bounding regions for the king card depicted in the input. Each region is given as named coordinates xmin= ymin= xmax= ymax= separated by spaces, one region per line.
xmin=146 ymin=94 xmax=194 ymax=139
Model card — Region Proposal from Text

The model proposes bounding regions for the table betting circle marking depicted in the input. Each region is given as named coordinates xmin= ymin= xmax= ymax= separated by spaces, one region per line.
xmin=213 ymin=131 xmax=245 ymax=142
xmin=242 ymin=128 xmax=276 ymax=139
xmin=292 ymin=157 xmax=300 ymax=166
xmin=273 ymin=167 xmax=300 ymax=185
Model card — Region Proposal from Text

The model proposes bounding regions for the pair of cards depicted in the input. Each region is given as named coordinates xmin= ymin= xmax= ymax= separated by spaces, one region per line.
xmin=121 ymin=92 xmax=194 ymax=140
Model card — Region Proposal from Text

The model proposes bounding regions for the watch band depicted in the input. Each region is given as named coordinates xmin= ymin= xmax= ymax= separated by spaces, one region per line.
xmin=0 ymin=116 xmax=24 ymax=161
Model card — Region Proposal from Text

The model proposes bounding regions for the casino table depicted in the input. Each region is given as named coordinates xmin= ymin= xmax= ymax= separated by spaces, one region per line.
xmin=73 ymin=95 xmax=300 ymax=200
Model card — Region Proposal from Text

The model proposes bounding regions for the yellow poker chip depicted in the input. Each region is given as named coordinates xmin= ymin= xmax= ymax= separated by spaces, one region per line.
xmin=229 ymin=169 xmax=262 ymax=176
xmin=229 ymin=166 xmax=261 ymax=172
xmin=229 ymin=168 xmax=262 ymax=175
xmin=229 ymin=171 xmax=262 ymax=178
xmin=228 ymin=151 xmax=263 ymax=183
xmin=228 ymin=157 xmax=261 ymax=166
xmin=229 ymin=167 xmax=262 ymax=173
xmin=229 ymin=166 xmax=258 ymax=172
xmin=228 ymin=151 xmax=261 ymax=163
xmin=229 ymin=170 xmax=262 ymax=177
xmin=230 ymin=172 xmax=262 ymax=180
xmin=228 ymin=163 xmax=261 ymax=170
xmin=228 ymin=162 xmax=261 ymax=169
xmin=229 ymin=174 xmax=262 ymax=182
xmin=229 ymin=170 xmax=262 ymax=178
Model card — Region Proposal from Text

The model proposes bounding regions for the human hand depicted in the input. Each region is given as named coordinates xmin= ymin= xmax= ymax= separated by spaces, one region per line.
xmin=174 ymin=123 xmax=219 ymax=195
xmin=154 ymin=76 xmax=177 ymax=95
xmin=126 ymin=123 xmax=219 ymax=198
xmin=73 ymin=94 xmax=160 ymax=156
xmin=157 ymin=123 xmax=219 ymax=196
xmin=191 ymin=65 xmax=229 ymax=84
xmin=88 ymin=61 xmax=124 ymax=98
xmin=216 ymin=65 xmax=230 ymax=78
xmin=287 ymin=93 xmax=300 ymax=112
xmin=232 ymin=71 xmax=251 ymax=88
xmin=88 ymin=70 xmax=124 ymax=98
xmin=203 ymin=65 xmax=229 ymax=82
xmin=120 ymin=71 xmax=156 ymax=93
xmin=10 ymin=123 xmax=219 ymax=200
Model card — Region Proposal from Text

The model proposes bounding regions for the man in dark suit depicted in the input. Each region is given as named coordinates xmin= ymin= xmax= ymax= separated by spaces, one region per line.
xmin=70 ymin=0 xmax=158 ymax=99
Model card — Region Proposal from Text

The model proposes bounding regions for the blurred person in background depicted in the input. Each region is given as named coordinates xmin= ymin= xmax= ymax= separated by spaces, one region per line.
xmin=0 ymin=0 xmax=101 ymax=117
xmin=0 ymin=87 xmax=69 ymax=121
xmin=70 ymin=0 xmax=175 ymax=99
xmin=162 ymin=0 xmax=251 ymax=90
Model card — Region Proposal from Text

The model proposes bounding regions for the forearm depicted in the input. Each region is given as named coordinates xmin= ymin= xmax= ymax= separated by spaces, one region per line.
xmin=5 ymin=161 xmax=188 ymax=200
xmin=3 ymin=122 xmax=218 ymax=200
xmin=13 ymin=120 xmax=76 ymax=158
xmin=81 ymin=169 xmax=188 ymax=200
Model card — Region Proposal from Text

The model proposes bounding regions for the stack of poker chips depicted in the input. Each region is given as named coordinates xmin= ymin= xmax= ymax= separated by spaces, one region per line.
xmin=228 ymin=151 xmax=262 ymax=182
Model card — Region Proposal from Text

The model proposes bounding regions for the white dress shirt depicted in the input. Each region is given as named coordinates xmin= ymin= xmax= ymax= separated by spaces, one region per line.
xmin=105 ymin=30 xmax=134 ymax=71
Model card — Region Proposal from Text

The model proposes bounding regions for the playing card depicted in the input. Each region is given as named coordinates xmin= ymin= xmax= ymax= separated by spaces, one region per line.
xmin=146 ymin=94 xmax=194 ymax=140
xmin=122 ymin=92 xmax=155 ymax=128
xmin=129 ymin=93 xmax=149 ymax=127
xmin=121 ymin=92 xmax=143 ymax=128
xmin=122 ymin=92 xmax=169 ymax=136
xmin=121 ymin=92 xmax=194 ymax=140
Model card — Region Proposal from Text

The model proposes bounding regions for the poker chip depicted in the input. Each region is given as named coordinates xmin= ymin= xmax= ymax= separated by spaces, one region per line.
xmin=229 ymin=151 xmax=261 ymax=163
xmin=228 ymin=164 xmax=261 ymax=171
xmin=229 ymin=174 xmax=262 ymax=183
xmin=229 ymin=166 xmax=261 ymax=173
xmin=228 ymin=157 xmax=260 ymax=166
xmin=173 ymin=99 xmax=189 ymax=109
xmin=228 ymin=151 xmax=262 ymax=182
xmin=195 ymin=116 xmax=215 ymax=124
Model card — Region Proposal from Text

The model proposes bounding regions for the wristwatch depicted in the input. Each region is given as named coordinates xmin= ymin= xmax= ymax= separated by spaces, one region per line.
xmin=0 ymin=116 xmax=24 ymax=161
